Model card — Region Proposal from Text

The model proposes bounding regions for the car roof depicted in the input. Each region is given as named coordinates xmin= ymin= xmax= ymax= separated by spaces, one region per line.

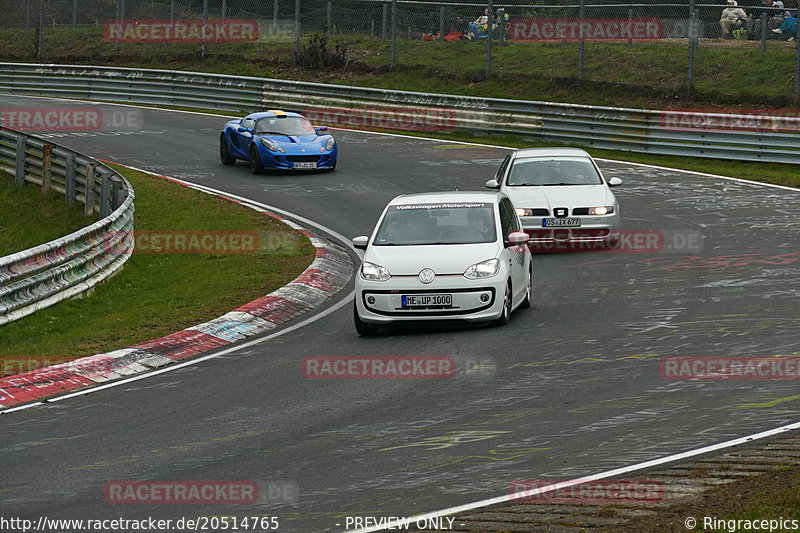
xmin=388 ymin=191 xmax=505 ymax=206
xmin=512 ymin=147 xmax=592 ymax=159
xmin=245 ymin=110 xmax=304 ymax=120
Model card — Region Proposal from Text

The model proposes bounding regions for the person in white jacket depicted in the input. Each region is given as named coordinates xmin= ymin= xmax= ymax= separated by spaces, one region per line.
xmin=720 ymin=0 xmax=748 ymax=38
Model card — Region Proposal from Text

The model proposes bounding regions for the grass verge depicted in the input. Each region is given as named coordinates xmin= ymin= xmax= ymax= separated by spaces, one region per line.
xmin=0 ymin=171 xmax=96 ymax=257
xmin=0 ymin=164 xmax=315 ymax=375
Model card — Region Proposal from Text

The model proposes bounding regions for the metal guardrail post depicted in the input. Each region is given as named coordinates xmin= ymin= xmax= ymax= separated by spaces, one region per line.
xmin=41 ymin=144 xmax=52 ymax=194
xmin=84 ymin=164 xmax=96 ymax=216
xmin=100 ymin=170 xmax=111 ymax=218
xmin=65 ymin=153 xmax=75 ymax=204
xmin=112 ymin=175 xmax=123 ymax=209
xmin=15 ymin=137 xmax=26 ymax=186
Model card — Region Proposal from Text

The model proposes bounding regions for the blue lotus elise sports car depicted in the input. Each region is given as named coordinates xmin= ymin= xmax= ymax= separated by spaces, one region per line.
xmin=220 ymin=110 xmax=337 ymax=173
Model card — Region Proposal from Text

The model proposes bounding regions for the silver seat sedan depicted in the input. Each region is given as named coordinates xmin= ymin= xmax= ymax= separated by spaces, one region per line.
xmin=352 ymin=191 xmax=532 ymax=336
xmin=485 ymin=148 xmax=621 ymax=251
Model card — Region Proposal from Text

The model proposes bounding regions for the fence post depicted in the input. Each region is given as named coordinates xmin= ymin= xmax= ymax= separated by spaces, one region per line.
xmin=688 ymin=2 xmax=697 ymax=92
xmin=170 ymin=0 xmax=174 ymax=24
xmin=391 ymin=0 xmax=396 ymax=67
xmin=796 ymin=28 xmax=799 ymax=103
xmin=114 ymin=0 xmax=121 ymax=58
xmin=294 ymin=0 xmax=300 ymax=57
xmin=578 ymin=0 xmax=585 ymax=80
xmin=26 ymin=0 xmax=31 ymax=30
xmin=486 ymin=0 xmax=493 ymax=75
xmin=273 ymin=0 xmax=278 ymax=36
xmin=65 ymin=153 xmax=75 ymax=203
xmin=72 ymin=0 xmax=77 ymax=28
xmin=84 ymin=164 xmax=96 ymax=216
xmin=760 ymin=11 xmax=767 ymax=53
xmin=498 ymin=8 xmax=505 ymax=46
xmin=41 ymin=145 xmax=52 ymax=194
xmin=37 ymin=0 xmax=44 ymax=59
xmin=327 ymin=1 xmax=332 ymax=36
xmin=15 ymin=137 xmax=26 ymax=186
xmin=222 ymin=0 xmax=226 ymax=23
xmin=202 ymin=0 xmax=208 ymax=58
xmin=627 ymin=8 xmax=633 ymax=47
xmin=439 ymin=6 xmax=445 ymax=42
xmin=382 ymin=2 xmax=387 ymax=41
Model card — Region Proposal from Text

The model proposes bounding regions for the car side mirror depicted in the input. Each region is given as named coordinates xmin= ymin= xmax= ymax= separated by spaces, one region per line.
xmin=485 ymin=179 xmax=500 ymax=189
xmin=352 ymin=236 xmax=369 ymax=250
xmin=506 ymin=231 xmax=529 ymax=246
xmin=237 ymin=127 xmax=252 ymax=133
xmin=315 ymin=126 xmax=328 ymax=133
xmin=608 ymin=177 xmax=622 ymax=187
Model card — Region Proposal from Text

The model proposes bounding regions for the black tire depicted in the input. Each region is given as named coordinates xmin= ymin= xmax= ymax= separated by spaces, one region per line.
xmin=354 ymin=304 xmax=379 ymax=336
xmin=494 ymin=282 xmax=512 ymax=326
xmin=249 ymin=144 xmax=264 ymax=174
xmin=220 ymin=135 xmax=235 ymax=165
xmin=520 ymin=265 xmax=532 ymax=309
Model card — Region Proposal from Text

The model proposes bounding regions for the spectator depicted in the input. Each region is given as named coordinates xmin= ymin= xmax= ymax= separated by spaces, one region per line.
xmin=473 ymin=8 xmax=489 ymax=26
xmin=720 ymin=0 xmax=747 ymax=38
xmin=773 ymin=9 xmax=798 ymax=41
xmin=746 ymin=0 xmax=784 ymax=39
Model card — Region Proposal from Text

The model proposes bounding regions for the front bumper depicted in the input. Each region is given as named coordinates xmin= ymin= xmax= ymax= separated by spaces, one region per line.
xmin=257 ymin=148 xmax=337 ymax=170
xmin=355 ymin=275 xmax=505 ymax=326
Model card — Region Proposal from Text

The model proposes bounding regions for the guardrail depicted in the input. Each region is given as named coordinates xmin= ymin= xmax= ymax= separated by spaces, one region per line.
xmin=0 ymin=127 xmax=134 ymax=325
xmin=0 ymin=62 xmax=799 ymax=164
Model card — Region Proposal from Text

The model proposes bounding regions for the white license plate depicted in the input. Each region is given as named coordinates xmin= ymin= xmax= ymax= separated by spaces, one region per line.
xmin=402 ymin=294 xmax=453 ymax=308
xmin=542 ymin=217 xmax=581 ymax=227
xmin=293 ymin=161 xmax=317 ymax=169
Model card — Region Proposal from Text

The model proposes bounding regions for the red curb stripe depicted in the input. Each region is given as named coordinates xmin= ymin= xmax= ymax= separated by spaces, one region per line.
xmin=0 ymin=368 xmax=95 ymax=406
xmin=130 ymin=330 xmax=230 ymax=360
xmin=292 ymin=269 xmax=343 ymax=293
xmin=235 ymin=295 xmax=313 ymax=323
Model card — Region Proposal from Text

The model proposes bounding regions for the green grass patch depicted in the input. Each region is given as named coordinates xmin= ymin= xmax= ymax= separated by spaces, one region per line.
xmin=0 ymin=165 xmax=315 ymax=372
xmin=0 ymin=171 xmax=96 ymax=257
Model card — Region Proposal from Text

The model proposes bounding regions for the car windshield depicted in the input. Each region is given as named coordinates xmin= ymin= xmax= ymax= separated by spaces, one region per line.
xmin=253 ymin=116 xmax=315 ymax=136
xmin=373 ymin=203 xmax=497 ymax=246
xmin=506 ymin=156 xmax=603 ymax=186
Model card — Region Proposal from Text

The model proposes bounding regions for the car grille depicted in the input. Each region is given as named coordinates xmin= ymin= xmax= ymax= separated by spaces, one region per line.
xmin=572 ymin=208 xmax=590 ymax=215
xmin=530 ymin=208 xmax=550 ymax=216
xmin=286 ymin=155 xmax=321 ymax=163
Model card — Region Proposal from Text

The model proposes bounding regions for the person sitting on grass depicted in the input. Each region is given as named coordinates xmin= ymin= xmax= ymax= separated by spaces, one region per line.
xmin=720 ymin=0 xmax=748 ymax=38
xmin=773 ymin=9 xmax=798 ymax=41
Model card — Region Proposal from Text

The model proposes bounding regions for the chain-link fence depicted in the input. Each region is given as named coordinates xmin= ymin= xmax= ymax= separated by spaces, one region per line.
xmin=0 ymin=0 xmax=798 ymax=105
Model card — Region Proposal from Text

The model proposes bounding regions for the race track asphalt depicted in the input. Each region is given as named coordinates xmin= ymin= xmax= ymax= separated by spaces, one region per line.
xmin=1 ymin=96 xmax=799 ymax=532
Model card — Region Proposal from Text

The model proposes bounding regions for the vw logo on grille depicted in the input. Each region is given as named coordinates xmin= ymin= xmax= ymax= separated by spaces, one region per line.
xmin=418 ymin=268 xmax=435 ymax=284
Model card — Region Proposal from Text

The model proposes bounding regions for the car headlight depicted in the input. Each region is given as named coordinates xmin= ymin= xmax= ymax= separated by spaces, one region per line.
xmin=260 ymin=138 xmax=285 ymax=153
xmin=361 ymin=261 xmax=391 ymax=281
xmin=589 ymin=206 xmax=614 ymax=215
xmin=464 ymin=258 xmax=500 ymax=279
xmin=325 ymin=137 xmax=336 ymax=151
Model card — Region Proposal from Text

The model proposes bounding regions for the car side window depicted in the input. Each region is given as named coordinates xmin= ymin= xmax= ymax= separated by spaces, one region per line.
xmin=242 ymin=118 xmax=255 ymax=130
xmin=498 ymin=199 xmax=517 ymax=239
xmin=496 ymin=154 xmax=512 ymax=183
